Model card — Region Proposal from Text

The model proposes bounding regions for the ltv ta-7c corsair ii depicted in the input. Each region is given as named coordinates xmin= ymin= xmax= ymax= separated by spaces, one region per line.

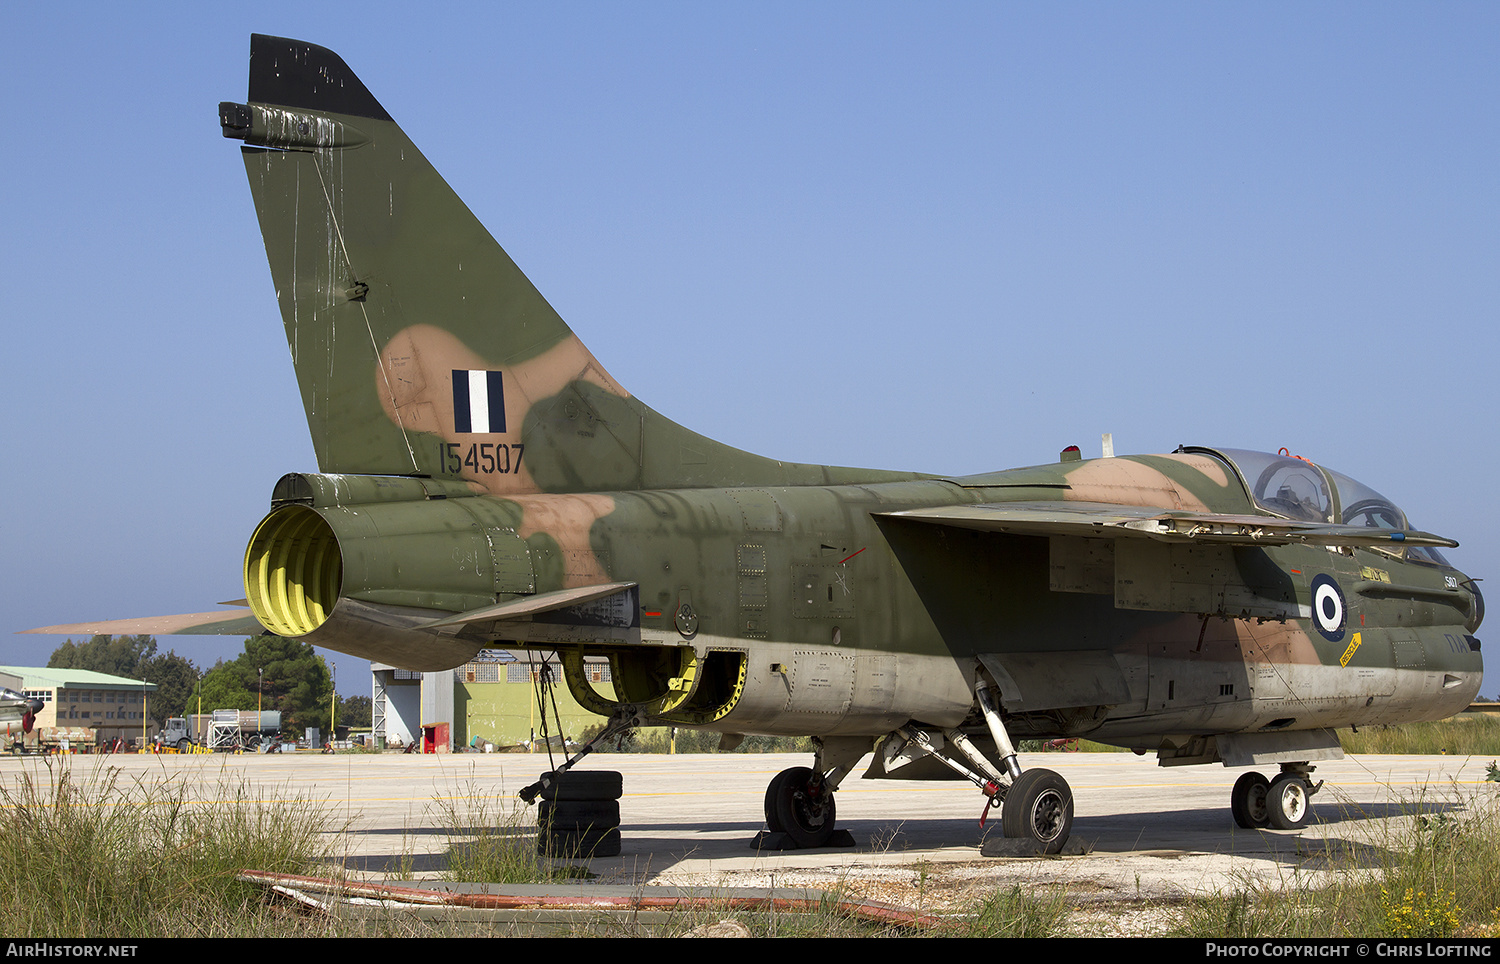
xmin=33 ymin=36 xmax=1483 ymax=853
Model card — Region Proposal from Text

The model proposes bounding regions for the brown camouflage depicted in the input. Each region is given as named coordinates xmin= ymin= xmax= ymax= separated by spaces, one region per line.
xmin=30 ymin=39 xmax=1483 ymax=819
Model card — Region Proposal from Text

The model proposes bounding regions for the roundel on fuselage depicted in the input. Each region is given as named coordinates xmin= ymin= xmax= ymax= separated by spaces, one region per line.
xmin=1311 ymin=574 xmax=1347 ymax=642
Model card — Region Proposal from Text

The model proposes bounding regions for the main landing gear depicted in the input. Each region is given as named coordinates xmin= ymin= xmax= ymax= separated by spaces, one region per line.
xmin=873 ymin=678 xmax=1078 ymax=854
xmin=876 ymin=724 xmax=1076 ymax=854
xmin=763 ymin=766 xmax=839 ymax=848
xmin=758 ymin=737 xmax=865 ymax=850
xmin=1001 ymin=768 xmax=1074 ymax=849
xmin=757 ymin=755 xmax=1079 ymax=853
xmin=1230 ymin=764 xmax=1322 ymax=830
xmin=758 ymin=680 xmax=1079 ymax=854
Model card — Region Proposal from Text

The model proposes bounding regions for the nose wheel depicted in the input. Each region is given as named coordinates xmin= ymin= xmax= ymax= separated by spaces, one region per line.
xmin=1230 ymin=771 xmax=1271 ymax=828
xmin=1230 ymin=766 xmax=1318 ymax=830
xmin=1266 ymin=773 xmax=1310 ymax=829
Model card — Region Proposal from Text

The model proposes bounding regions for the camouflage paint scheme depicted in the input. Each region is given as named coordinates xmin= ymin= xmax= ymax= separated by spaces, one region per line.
xmin=32 ymin=39 xmax=1482 ymax=825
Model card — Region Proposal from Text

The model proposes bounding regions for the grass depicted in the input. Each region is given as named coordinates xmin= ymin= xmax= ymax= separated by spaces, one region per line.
xmin=11 ymin=736 xmax=1500 ymax=936
xmin=1170 ymin=786 xmax=1500 ymax=938
xmin=940 ymin=885 xmax=1070 ymax=937
xmin=434 ymin=775 xmax=592 ymax=885
xmin=1339 ymin=714 xmax=1500 ymax=756
xmin=424 ymin=768 xmax=1068 ymax=936
xmin=0 ymin=758 xmax=340 ymax=937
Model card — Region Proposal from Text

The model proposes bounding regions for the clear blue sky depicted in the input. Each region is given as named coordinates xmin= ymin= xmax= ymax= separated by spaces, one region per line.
xmin=3 ymin=4 xmax=1496 ymax=694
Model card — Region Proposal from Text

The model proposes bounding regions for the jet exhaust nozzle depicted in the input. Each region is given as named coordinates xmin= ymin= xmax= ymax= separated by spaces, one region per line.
xmin=243 ymin=505 xmax=343 ymax=637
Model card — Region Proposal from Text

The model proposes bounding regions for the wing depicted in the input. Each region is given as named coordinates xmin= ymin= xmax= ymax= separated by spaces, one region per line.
xmin=877 ymin=501 xmax=1458 ymax=549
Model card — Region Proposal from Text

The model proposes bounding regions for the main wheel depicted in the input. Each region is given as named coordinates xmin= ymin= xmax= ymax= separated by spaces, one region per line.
xmin=176 ymin=738 xmax=190 ymax=753
xmin=769 ymin=766 xmax=837 ymax=848
xmin=1001 ymin=769 xmax=1074 ymax=853
xmin=1230 ymin=771 xmax=1271 ymax=828
xmin=1266 ymin=774 xmax=1311 ymax=830
xmin=762 ymin=767 xmax=798 ymax=832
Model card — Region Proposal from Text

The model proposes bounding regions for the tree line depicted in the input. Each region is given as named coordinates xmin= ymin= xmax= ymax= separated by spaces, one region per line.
xmin=45 ymin=635 xmax=371 ymax=732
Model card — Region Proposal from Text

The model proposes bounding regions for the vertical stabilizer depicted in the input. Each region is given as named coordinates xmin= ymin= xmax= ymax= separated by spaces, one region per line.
xmin=224 ymin=35 xmax=920 ymax=495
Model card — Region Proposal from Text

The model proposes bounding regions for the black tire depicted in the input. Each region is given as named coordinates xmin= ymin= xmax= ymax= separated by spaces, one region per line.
xmin=1266 ymin=774 xmax=1311 ymax=830
xmin=1001 ymin=769 xmax=1074 ymax=853
xmin=769 ymin=766 xmax=837 ymax=849
xmin=538 ymin=770 xmax=623 ymax=802
xmin=176 ymin=738 xmax=190 ymax=753
xmin=538 ymin=799 xmax=620 ymax=832
xmin=762 ymin=767 xmax=797 ymax=832
xmin=538 ymin=826 xmax=622 ymax=859
xmin=1230 ymin=771 xmax=1271 ymax=829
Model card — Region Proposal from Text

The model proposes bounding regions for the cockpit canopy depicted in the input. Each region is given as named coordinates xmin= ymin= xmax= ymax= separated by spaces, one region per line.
xmin=1192 ymin=447 xmax=1450 ymax=567
xmin=1217 ymin=448 xmax=1335 ymax=524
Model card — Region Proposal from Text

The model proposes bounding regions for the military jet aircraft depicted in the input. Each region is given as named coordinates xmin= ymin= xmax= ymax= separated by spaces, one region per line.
xmin=0 ymin=690 xmax=44 ymax=735
xmin=31 ymin=35 xmax=1483 ymax=852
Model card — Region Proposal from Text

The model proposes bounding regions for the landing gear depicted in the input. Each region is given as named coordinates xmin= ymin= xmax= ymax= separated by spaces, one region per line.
xmin=1001 ymin=768 xmax=1074 ymax=854
xmin=754 ymin=737 xmax=866 ymax=850
xmin=764 ymin=766 xmax=838 ymax=848
xmin=877 ymin=721 xmax=1078 ymax=854
xmin=762 ymin=767 xmax=797 ymax=831
xmin=1230 ymin=771 xmax=1270 ymax=828
xmin=1230 ymin=764 xmax=1320 ymax=830
xmin=1266 ymin=773 xmax=1310 ymax=830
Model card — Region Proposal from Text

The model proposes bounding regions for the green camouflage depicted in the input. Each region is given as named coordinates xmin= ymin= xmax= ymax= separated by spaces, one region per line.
xmin=29 ymin=36 xmax=1484 ymax=849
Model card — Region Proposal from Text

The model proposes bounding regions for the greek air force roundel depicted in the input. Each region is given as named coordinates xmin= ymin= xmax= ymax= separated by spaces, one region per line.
xmin=1311 ymin=574 xmax=1347 ymax=642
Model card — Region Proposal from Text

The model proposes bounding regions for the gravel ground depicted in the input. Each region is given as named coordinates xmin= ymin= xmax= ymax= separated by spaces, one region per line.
xmin=634 ymin=856 xmax=1198 ymax=935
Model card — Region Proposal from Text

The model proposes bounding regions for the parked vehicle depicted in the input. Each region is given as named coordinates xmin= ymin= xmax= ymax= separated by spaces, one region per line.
xmin=161 ymin=711 xmax=281 ymax=752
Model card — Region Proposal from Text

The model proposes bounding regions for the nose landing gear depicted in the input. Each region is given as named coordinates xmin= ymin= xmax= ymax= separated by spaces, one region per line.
xmin=1230 ymin=764 xmax=1320 ymax=830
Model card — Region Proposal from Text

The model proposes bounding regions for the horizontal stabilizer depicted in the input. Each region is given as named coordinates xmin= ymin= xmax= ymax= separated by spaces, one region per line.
xmin=418 ymin=582 xmax=637 ymax=629
xmin=23 ymin=609 xmax=264 ymax=637
xmin=878 ymin=501 xmax=1459 ymax=549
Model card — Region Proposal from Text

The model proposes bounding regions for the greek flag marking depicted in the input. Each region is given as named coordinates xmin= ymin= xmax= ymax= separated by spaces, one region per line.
xmin=452 ymin=370 xmax=506 ymax=434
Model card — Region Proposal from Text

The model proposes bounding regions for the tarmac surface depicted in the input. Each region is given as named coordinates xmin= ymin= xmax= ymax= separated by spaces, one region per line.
xmin=0 ymin=750 xmax=1492 ymax=912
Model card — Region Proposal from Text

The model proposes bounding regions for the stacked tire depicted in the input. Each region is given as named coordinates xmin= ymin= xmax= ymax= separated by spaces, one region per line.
xmin=536 ymin=770 xmax=623 ymax=858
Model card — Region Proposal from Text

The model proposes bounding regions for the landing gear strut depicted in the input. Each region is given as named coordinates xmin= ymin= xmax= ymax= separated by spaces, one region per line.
xmin=877 ymin=714 xmax=1077 ymax=853
xmin=755 ymin=737 xmax=865 ymax=850
xmin=1230 ymin=764 xmax=1321 ymax=830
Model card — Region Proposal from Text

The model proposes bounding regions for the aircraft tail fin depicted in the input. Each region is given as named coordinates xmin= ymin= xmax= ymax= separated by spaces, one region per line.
xmin=224 ymin=35 xmax=917 ymax=495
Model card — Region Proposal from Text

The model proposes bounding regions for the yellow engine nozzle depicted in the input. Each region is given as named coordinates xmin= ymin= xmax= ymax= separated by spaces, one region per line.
xmin=243 ymin=505 xmax=342 ymax=637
